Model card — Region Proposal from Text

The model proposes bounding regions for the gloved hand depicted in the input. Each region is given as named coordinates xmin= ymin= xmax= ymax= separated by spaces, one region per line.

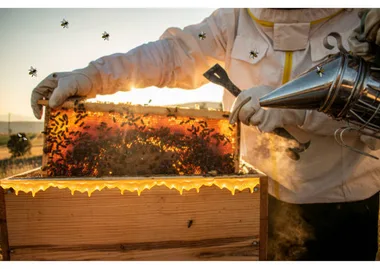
xmin=348 ymin=9 xmax=380 ymax=62
xmin=229 ymin=85 xmax=306 ymax=132
xmin=360 ymin=134 xmax=380 ymax=151
xmin=31 ymin=64 xmax=101 ymax=119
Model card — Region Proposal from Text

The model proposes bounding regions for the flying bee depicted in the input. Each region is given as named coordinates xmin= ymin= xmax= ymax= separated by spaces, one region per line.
xmin=102 ymin=31 xmax=110 ymax=41
xmin=61 ymin=19 xmax=69 ymax=28
xmin=316 ymin=65 xmax=324 ymax=77
xmin=198 ymin=31 xmax=206 ymax=40
xmin=249 ymin=49 xmax=259 ymax=59
xmin=28 ymin=66 xmax=37 ymax=77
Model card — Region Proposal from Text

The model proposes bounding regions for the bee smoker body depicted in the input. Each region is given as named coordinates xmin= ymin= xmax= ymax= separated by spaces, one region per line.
xmin=318 ymin=53 xmax=380 ymax=135
xmin=259 ymin=32 xmax=380 ymax=158
xmin=260 ymin=52 xmax=380 ymax=138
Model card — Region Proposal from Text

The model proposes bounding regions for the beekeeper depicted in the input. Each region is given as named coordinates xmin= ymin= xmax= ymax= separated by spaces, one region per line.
xmin=31 ymin=8 xmax=380 ymax=260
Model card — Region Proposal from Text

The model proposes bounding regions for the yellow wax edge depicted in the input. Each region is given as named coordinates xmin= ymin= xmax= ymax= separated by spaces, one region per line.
xmin=0 ymin=177 xmax=260 ymax=197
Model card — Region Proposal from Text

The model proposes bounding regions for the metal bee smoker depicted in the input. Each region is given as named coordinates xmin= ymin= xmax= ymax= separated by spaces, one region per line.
xmin=259 ymin=32 xmax=380 ymax=159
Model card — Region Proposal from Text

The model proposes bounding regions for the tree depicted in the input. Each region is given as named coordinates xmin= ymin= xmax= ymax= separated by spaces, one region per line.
xmin=7 ymin=133 xmax=31 ymax=158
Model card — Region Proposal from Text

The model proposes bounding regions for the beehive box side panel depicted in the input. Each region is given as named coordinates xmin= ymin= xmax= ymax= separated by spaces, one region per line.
xmin=0 ymin=187 xmax=10 ymax=261
xmin=259 ymin=177 xmax=268 ymax=261
xmin=5 ymin=186 xmax=260 ymax=260
xmin=10 ymin=237 xmax=258 ymax=261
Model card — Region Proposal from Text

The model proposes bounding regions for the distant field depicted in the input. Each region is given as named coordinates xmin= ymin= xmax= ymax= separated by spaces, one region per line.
xmin=0 ymin=135 xmax=8 ymax=147
xmin=0 ymin=121 xmax=43 ymax=134
xmin=0 ymin=133 xmax=38 ymax=146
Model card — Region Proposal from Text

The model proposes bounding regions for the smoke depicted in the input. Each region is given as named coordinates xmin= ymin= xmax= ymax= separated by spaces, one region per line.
xmin=268 ymin=198 xmax=315 ymax=261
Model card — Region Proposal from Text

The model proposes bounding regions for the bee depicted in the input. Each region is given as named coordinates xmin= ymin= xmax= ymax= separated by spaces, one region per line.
xmin=249 ymin=49 xmax=259 ymax=59
xmin=207 ymin=170 xmax=218 ymax=176
xmin=102 ymin=31 xmax=110 ymax=41
xmin=198 ymin=31 xmax=206 ymax=40
xmin=61 ymin=19 xmax=69 ymax=28
xmin=316 ymin=65 xmax=324 ymax=77
xmin=28 ymin=66 xmax=37 ymax=77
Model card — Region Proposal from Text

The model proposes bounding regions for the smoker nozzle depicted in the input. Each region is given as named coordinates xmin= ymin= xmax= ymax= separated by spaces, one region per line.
xmin=259 ymin=54 xmax=342 ymax=111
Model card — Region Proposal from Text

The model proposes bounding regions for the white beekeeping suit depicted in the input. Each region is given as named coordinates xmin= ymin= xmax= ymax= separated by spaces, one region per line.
xmin=31 ymin=8 xmax=380 ymax=204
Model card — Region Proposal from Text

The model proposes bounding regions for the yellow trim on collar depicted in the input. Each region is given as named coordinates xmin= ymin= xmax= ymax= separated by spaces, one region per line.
xmin=247 ymin=8 xmax=345 ymax=27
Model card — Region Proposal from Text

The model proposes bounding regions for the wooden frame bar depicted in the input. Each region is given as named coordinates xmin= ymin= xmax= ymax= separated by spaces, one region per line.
xmin=37 ymin=100 xmax=230 ymax=120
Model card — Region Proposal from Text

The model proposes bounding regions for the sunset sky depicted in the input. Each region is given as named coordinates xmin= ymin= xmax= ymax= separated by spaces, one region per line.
xmin=0 ymin=8 xmax=222 ymax=121
xmin=0 ymin=2 xmax=373 ymax=121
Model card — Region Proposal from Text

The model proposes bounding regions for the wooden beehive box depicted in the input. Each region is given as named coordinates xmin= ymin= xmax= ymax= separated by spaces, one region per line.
xmin=0 ymin=101 xmax=268 ymax=261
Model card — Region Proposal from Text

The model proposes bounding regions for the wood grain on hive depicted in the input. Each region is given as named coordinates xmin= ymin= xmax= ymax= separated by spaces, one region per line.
xmin=0 ymin=173 xmax=268 ymax=261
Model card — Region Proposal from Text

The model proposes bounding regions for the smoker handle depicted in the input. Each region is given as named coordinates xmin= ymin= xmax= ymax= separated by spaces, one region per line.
xmin=203 ymin=64 xmax=299 ymax=141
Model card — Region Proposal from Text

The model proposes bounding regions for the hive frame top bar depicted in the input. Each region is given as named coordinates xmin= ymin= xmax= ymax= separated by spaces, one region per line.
xmin=37 ymin=100 xmax=230 ymax=120
xmin=3 ymin=173 xmax=266 ymax=181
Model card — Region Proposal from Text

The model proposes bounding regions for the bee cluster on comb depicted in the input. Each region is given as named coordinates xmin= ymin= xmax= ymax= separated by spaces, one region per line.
xmin=41 ymin=101 xmax=240 ymax=178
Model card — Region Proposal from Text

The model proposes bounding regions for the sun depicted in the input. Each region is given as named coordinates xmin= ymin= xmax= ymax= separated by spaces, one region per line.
xmin=87 ymin=85 xmax=224 ymax=107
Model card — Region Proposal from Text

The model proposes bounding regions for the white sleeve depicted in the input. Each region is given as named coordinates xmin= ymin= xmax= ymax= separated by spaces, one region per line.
xmin=86 ymin=9 xmax=237 ymax=95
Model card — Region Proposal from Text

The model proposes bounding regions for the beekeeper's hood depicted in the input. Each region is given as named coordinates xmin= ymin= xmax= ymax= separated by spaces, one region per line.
xmin=247 ymin=8 xmax=345 ymax=51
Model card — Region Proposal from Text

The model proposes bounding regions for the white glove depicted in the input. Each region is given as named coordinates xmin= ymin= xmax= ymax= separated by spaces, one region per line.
xmin=229 ymin=85 xmax=306 ymax=132
xmin=348 ymin=9 xmax=380 ymax=62
xmin=31 ymin=64 xmax=102 ymax=119
xmin=360 ymin=134 xmax=380 ymax=151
